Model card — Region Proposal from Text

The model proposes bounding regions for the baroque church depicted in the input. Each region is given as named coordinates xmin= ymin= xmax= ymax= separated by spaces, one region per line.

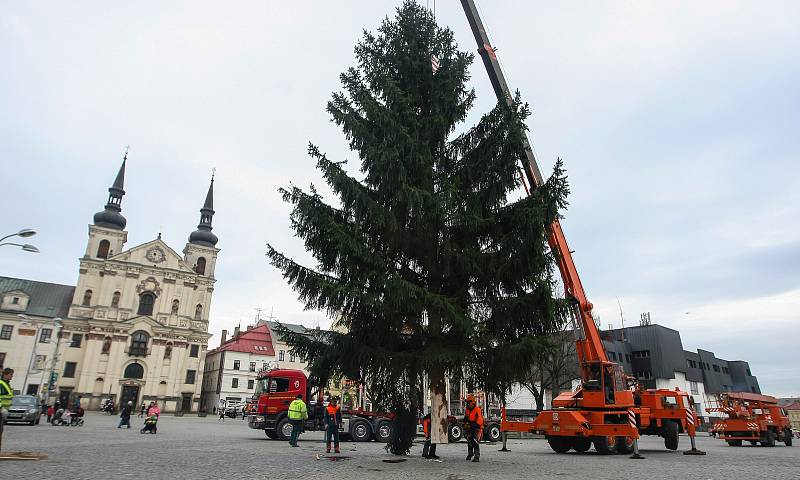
xmin=58 ymin=154 xmax=219 ymax=412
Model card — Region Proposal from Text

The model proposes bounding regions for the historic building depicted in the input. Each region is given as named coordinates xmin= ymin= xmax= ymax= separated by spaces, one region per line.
xmin=0 ymin=154 xmax=219 ymax=412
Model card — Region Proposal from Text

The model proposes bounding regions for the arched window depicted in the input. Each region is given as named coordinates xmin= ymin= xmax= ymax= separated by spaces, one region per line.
xmin=164 ymin=342 xmax=173 ymax=359
xmin=129 ymin=331 xmax=149 ymax=355
xmin=195 ymin=257 xmax=206 ymax=275
xmin=111 ymin=291 xmax=121 ymax=308
xmin=171 ymin=299 xmax=180 ymax=314
xmin=194 ymin=304 xmax=203 ymax=320
xmin=101 ymin=336 xmax=112 ymax=354
xmin=137 ymin=292 xmax=156 ymax=316
xmin=82 ymin=289 xmax=92 ymax=306
xmin=96 ymin=239 xmax=110 ymax=259
xmin=123 ymin=362 xmax=144 ymax=379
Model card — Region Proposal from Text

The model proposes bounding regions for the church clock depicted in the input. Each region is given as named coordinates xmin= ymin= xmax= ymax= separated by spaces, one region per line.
xmin=146 ymin=246 xmax=166 ymax=263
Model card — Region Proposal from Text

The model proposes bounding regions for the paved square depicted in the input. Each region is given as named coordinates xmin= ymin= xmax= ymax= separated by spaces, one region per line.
xmin=2 ymin=413 xmax=797 ymax=479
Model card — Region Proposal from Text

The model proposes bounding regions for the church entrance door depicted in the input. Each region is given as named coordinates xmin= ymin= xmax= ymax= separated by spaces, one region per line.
xmin=120 ymin=385 xmax=140 ymax=409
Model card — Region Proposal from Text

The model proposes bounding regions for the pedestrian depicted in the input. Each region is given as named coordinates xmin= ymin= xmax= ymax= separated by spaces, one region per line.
xmin=421 ymin=412 xmax=439 ymax=459
xmin=0 ymin=368 xmax=14 ymax=450
xmin=463 ymin=394 xmax=483 ymax=463
xmin=47 ymin=404 xmax=55 ymax=423
xmin=147 ymin=401 xmax=161 ymax=418
xmin=218 ymin=406 xmax=226 ymax=421
xmin=324 ymin=396 xmax=342 ymax=454
xmin=139 ymin=402 xmax=146 ymax=418
xmin=287 ymin=394 xmax=308 ymax=447
xmin=73 ymin=395 xmax=82 ymax=410
xmin=118 ymin=400 xmax=133 ymax=429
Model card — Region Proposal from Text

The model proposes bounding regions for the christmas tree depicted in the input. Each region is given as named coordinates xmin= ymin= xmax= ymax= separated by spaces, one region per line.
xmin=267 ymin=1 xmax=570 ymax=454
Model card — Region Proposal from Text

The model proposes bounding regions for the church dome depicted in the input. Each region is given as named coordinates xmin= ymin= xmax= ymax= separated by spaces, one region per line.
xmin=93 ymin=208 xmax=127 ymax=230
xmin=188 ymin=175 xmax=218 ymax=247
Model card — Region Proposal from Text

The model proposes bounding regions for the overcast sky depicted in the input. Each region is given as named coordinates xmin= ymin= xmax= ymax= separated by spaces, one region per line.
xmin=2 ymin=1 xmax=798 ymax=397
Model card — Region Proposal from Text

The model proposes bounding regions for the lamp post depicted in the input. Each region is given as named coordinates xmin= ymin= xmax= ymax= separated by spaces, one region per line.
xmin=0 ymin=228 xmax=39 ymax=253
xmin=19 ymin=314 xmax=60 ymax=397
xmin=43 ymin=318 xmax=64 ymax=407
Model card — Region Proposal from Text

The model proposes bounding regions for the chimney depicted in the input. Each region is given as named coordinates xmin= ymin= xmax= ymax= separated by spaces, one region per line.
xmin=220 ymin=329 xmax=228 ymax=346
xmin=234 ymin=326 xmax=240 ymax=338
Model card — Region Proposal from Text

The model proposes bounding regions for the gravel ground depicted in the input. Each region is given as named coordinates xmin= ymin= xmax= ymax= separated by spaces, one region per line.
xmin=2 ymin=412 xmax=797 ymax=479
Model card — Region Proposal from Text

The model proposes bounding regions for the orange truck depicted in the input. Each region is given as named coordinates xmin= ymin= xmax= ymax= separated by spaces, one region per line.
xmin=460 ymin=0 xmax=703 ymax=457
xmin=709 ymin=392 xmax=793 ymax=447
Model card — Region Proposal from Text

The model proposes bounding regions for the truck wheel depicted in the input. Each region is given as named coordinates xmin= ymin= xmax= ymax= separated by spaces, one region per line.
xmin=761 ymin=430 xmax=776 ymax=447
xmin=593 ymin=435 xmax=618 ymax=454
xmin=484 ymin=423 xmax=502 ymax=443
xmin=726 ymin=439 xmax=742 ymax=446
xmin=616 ymin=436 xmax=635 ymax=454
xmin=663 ymin=421 xmax=679 ymax=450
xmin=448 ymin=423 xmax=463 ymax=443
xmin=265 ymin=430 xmax=278 ymax=440
xmin=547 ymin=436 xmax=572 ymax=453
xmin=276 ymin=418 xmax=293 ymax=441
xmin=375 ymin=420 xmax=392 ymax=443
xmin=573 ymin=437 xmax=592 ymax=453
xmin=784 ymin=429 xmax=793 ymax=446
xmin=351 ymin=419 xmax=372 ymax=442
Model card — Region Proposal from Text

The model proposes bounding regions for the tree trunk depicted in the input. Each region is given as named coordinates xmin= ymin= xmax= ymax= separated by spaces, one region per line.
xmin=429 ymin=368 xmax=448 ymax=444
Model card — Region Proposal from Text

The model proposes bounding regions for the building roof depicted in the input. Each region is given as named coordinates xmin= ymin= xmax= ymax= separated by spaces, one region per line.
xmin=208 ymin=324 xmax=275 ymax=356
xmin=263 ymin=320 xmax=314 ymax=341
xmin=784 ymin=403 xmax=800 ymax=411
xmin=0 ymin=276 xmax=75 ymax=318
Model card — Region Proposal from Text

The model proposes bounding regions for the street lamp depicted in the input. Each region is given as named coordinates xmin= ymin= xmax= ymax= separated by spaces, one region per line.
xmin=0 ymin=228 xmax=39 ymax=253
xmin=44 ymin=318 xmax=63 ymax=407
xmin=18 ymin=314 xmax=60 ymax=397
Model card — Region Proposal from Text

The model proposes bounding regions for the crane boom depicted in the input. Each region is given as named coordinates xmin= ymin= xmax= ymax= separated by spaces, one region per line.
xmin=459 ymin=0 xmax=607 ymax=371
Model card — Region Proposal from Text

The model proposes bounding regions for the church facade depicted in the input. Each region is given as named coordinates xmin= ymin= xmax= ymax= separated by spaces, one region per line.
xmin=48 ymin=154 xmax=218 ymax=412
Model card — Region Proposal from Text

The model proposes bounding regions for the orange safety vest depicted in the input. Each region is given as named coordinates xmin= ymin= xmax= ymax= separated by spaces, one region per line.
xmin=465 ymin=406 xmax=484 ymax=428
xmin=422 ymin=416 xmax=430 ymax=437
xmin=325 ymin=404 xmax=341 ymax=425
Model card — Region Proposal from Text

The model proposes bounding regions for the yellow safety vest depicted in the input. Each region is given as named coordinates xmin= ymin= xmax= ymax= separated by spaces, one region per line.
xmin=0 ymin=379 xmax=12 ymax=409
xmin=288 ymin=399 xmax=307 ymax=420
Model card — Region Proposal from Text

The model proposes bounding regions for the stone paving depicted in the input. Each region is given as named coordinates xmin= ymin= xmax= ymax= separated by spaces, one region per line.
xmin=2 ymin=412 xmax=798 ymax=479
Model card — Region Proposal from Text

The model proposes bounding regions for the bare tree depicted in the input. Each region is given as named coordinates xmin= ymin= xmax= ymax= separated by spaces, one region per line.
xmin=519 ymin=321 xmax=578 ymax=411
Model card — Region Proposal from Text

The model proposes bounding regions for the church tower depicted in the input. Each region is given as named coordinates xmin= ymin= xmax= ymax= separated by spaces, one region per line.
xmin=184 ymin=173 xmax=219 ymax=281
xmin=86 ymin=152 xmax=128 ymax=259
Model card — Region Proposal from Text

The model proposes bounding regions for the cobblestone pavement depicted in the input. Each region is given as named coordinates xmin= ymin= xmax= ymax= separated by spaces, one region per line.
xmin=2 ymin=413 xmax=798 ymax=479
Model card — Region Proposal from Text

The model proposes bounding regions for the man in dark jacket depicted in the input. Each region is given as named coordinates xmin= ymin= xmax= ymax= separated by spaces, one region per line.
xmin=118 ymin=401 xmax=133 ymax=428
xmin=324 ymin=397 xmax=342 ymax=454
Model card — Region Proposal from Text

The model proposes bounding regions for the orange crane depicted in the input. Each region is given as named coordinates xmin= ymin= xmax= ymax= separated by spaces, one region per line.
xmin=459 ymin=0 xmax=705 ymax=457
xmin=708 ymin=392 xmax=793 ymax=447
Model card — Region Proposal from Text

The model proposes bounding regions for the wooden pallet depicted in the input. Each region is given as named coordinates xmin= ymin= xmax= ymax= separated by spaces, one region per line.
xmin=0 ymin=451 xmax=48 ymax=461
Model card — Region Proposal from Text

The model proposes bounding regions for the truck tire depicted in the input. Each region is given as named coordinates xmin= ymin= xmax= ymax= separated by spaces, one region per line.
xmin=484 ymin=423 xmax=502 ymax=443
xmin=726 ymin=439 xmax=742 ymax=446
xmin=265 ymin=429 xmax=278 ymax=440
xmin=783 ymin=429 xmax=793 ymax=446
xmin=573 ymin=437 xmax=592 ymax=453
xmin=448 ymin=423 xmax=463 ymax=443
xmin=663 ymin=421 xmax=679 ymax=450
xmin=350 ymin=419 xmax=372 ymax=442
xmin=593 ymin=435 xmax=618 ymax=454
xmin=375 ymin=420 xmax=392 ymax=443
xmin=547 ymin=436 xmax=572 ymax=453
xmin=761 ymin=430 xmax=775 ymax=447
xmin=616 ymin=436 xmax=635 ymax=454
xmin=276 ymin=417 xmax=293 ymax=441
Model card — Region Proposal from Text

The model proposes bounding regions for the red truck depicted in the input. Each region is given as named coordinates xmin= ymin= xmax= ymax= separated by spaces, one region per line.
xmin=247 ymin=368 xmax=503 ymax=443
xmin=247 ymin=368 xmax=395 ymax=442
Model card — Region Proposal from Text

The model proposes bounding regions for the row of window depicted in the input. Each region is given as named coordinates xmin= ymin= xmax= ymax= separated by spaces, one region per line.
xmin=229 ymin=378 xmax=256 ymax=390
xmin=96 ymin=240 xmax=209 ymax=276
xmin=80 ymin=289 xmax=204 ymax=320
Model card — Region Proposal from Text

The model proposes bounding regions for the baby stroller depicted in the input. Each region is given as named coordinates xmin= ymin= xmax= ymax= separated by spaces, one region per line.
xmin=70 ymin=407 xmax=85 ymax=426
xmin=140 ymin=415 xmax=158 ymax=434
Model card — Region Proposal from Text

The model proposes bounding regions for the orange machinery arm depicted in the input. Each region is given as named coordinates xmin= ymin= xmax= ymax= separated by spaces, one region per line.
xmin=460 ymin=0 xmax=608 ymax=374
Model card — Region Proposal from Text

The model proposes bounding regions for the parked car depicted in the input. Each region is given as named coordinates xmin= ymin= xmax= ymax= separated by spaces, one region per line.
xmin=4 ymin=395 xmax=42 ymax=425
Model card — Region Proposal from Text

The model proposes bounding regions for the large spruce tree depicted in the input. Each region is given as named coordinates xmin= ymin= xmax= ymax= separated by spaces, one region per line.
xmin=267 ymin=1 xmax=569 ymax=454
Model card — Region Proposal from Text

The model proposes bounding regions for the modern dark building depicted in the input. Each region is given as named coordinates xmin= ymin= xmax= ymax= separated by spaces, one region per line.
xmin=598 ymin=323 xmax=760 ymax=423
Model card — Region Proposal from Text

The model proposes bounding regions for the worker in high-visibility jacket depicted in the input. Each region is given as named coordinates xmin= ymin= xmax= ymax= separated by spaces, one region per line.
xmin=421 ymin=412 xmax=439 ymax=459
xmin=287 ymin=394 xmax=308 ymax=447
xmin=0 ymin=368 xmax=15 ymax=449
xmin=463 ymin=394 xmax=483 ymax=462
xmin=324 ymin=396 xmax=342 ymax=454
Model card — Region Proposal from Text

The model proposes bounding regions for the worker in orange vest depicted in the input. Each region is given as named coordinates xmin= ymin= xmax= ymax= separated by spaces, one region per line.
xmin=421 ymin=413 xmax=439 ymax=459
xmin=463 ymin=394 xmax=483 ymax=462
xmin=324 ymin=396 xmax=342 ymax=454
